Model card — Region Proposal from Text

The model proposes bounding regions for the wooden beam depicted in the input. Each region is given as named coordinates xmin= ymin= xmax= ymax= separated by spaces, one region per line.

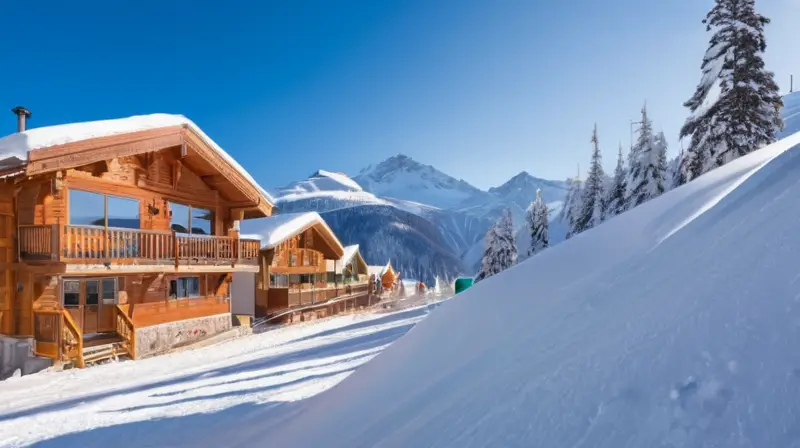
xmin=172 ymin=160 xmax=182 ymax=190
xmin=27 ymin=132 xmax=184 ymax=176
xmin=65 ymin=175 xmax=219 ymax=210
xmin=28 ymin=126 xmax=185 ymax=162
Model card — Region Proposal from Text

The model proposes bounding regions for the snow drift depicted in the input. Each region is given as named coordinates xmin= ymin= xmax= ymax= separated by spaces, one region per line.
xmin=269 ymin=128 xmax=800 ymax=447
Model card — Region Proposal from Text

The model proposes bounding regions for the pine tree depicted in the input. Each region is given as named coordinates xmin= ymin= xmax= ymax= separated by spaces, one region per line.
xmin=574 ymin=124 xmax=606 ymax=234
xmin=627 ymin=105 xmax=666 ymax=207
xmin=678 ymin=0 xmax=783 ymax=184
xmin=560 ymin=166 xmax=583 ymax=240
xmin=495 ymin=208 xmax=518 ymax=270
xmin=527 ymin=189 xmax=549 ymax=257
xmin=474 ymin=209 xmax=517 ymax=282
xmin=474 ymin=223 xmax=499 ymax=283
xmin=605 ymin=142 xmax=628 ymax=218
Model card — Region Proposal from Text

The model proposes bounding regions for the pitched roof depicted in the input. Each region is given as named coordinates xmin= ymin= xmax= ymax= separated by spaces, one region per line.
xmin=240 ymin=212 xmax=345 ymax=258
xmin=326 ymin=244 xmax=365 ymax=274
xmin=0 ymin=113 xmax=275 ymax=205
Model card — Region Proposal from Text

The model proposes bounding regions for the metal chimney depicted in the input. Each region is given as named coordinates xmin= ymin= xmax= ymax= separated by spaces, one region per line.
xmin=11 ymin=106 xmax=31 ymax=132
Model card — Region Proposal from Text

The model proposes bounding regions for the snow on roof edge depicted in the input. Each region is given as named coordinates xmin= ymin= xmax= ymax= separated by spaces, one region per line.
xmin=0 ymin=113 xmax=275 ymax=205
xmin=240 ymin=211 xmax=344 ymax=253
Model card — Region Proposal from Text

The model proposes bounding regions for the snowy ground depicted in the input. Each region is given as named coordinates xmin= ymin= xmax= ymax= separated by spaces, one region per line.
xmin=0 ymin=304 xmax=436 ymax=447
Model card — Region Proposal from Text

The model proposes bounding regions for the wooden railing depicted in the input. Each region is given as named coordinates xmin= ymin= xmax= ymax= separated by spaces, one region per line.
xmin=115 ymin=305 xmax=136 ymax=360
xmin=18 ymin=224 xmax=260 ymax=267
xmin=61 ymin=310 xmax=85 ymax=368
xmin=32 ymin=309 xmax=84 ymax=368
xmin=18 ymin=224 xmax=58 ymax=260
xmin=130 ymin=296 xmax=230 ymax=328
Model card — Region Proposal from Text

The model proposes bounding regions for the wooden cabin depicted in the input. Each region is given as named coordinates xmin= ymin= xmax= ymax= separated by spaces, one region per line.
xmin=239 ymin=212 xmax=373 ymax=323
xmin=325 ymin=244 xmax=369 ymax=285
xmin=0 ymin=111 xmax=274 ymax=368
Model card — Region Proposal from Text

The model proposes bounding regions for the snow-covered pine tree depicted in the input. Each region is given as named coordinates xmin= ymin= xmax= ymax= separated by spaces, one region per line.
xmin=474 ymin=209 xmax=517 ymax=282
xmin=527 ymin=189 xmax=549 ymax=257
xmin=605 ymin=142 xmax=628 ymax=218
xmin=627 ymin=105 xmax=666 ymax=207
xmin=574 ymin=124 xmax=606 ymax=235
xmin=678 ymin=0 xmax=783 ymax=184
xmin=496 ymin=208 xmax=518 ymax=270
xmin=654 ymin=130 xmax=669 ymax=190
xmin=560 ymin=166 xmax=583 ymax=240
xmin=474 ymin=223 xmax=499 ymax=283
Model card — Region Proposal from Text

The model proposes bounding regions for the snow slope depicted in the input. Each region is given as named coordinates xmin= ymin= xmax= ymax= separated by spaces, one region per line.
xmin=779 ymin=91 xmax=800 ymax=138
xmin=268 ymin=129 xmax=800 ymax=447
xmin=0 ymin=306 xmax=433 ymax=447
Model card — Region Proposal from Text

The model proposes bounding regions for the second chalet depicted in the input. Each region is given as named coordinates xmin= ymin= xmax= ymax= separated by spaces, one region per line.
xmin=0 ymin=109 xmax=274 ymax=369
xmin=233 ymin=212 xmax=373 ymax=324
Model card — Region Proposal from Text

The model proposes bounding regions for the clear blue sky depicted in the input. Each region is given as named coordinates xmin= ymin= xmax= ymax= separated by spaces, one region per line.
xmin=1 ymin=0 xmax=797 ymax=190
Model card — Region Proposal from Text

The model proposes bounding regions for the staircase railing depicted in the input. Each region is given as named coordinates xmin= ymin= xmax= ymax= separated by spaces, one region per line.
xmin=115 ymin=305 xmax=137 ymax=360
xmin=60 ymin=310 xmax=85 ymax=368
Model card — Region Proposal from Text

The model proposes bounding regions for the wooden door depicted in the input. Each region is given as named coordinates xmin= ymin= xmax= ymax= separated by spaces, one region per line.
xmin=62 ymin=280 xmax=83 ymax=332
xmin=97 ymin=278 xmax=117 ymax=332
xmin=83 ymin=280 xmax=100 ymax=334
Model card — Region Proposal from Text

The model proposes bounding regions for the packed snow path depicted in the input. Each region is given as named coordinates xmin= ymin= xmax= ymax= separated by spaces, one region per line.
xmin=0 ymin=306 xmax=433 ymax=447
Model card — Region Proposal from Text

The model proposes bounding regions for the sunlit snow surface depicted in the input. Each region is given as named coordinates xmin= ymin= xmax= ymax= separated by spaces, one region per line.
xmin=0 ymin=307 xmax=431 ymax=447
xmin=268 ymin=126 xmax=800 ymax=446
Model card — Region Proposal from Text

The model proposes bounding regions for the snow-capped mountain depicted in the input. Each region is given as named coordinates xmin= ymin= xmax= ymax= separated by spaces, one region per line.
xmin=270 ymin=157 xmax=568 ymax=281
xmin=354 ymin=154 xmax=496 ymax=210
xmin=488 ymin=171 xmax=568 ymax=210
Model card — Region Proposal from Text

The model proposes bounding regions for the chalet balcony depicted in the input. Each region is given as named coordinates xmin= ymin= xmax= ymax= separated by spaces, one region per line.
xmin=18 ymin=224 xmax=260 ymax=267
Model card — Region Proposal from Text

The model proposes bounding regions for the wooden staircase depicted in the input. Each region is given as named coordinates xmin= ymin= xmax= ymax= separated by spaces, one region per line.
xmin=33 ymin=306 xmax=137 ymax=369
xmin=77 ymin=334 xmax=129 ymax=366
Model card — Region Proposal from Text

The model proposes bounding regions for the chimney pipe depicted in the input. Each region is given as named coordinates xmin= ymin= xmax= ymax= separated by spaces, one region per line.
xmin=11 ymin=106 xmax=31 ymax=133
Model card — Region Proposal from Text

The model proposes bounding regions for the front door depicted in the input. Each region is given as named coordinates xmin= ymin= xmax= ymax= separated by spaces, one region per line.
xmin=62 ymin=278 xmax=118 ymax=335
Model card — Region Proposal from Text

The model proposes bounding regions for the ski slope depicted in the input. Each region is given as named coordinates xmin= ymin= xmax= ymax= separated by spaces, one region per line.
xmin=0 ymin=306 xmax=433 ymax=447
xmin=267 ymin=128 xmax=800 ymax=447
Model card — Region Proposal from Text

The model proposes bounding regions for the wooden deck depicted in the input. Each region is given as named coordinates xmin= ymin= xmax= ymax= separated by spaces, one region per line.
xmin=18 ymin=224 xmax=260 ymax=267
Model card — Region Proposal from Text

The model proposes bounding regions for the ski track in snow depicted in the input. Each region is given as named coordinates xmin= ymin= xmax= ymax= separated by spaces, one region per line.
xmin=0 ymin=305 xmax=434 ymax=447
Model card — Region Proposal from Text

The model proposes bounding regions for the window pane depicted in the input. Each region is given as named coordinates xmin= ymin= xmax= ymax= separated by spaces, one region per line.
xmin=101 ymin=279 xmax=116 ymax=302
xmin=169 ymin=202 xmax=191 ymax=234
xmin=177 ymin=278 xmax=187 ymax=298
xmin=187 ymin=277 xmax=200 ymax=297
xmin=107 ymin=196 xmax=140 ymax=229
xmin=63 ymin=281 xmax=80 ymax=306
xmin=86 ymin=281 xmax=99 ymax=305
xmin=169 ymin=280 xmax=178 ymax=299
xmin=191 ymin=208 xmax=213 ymax=235
xmin=69 ymin=190 xmax=105 ymax=226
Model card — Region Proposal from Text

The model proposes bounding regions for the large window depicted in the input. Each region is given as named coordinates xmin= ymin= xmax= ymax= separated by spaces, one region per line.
xmin=270 ymin=274 xmax=289 ymax=288
xmin=69 ymin=190 xmax=139 ymax=229
xmin=169 ymin=202 xmax=213 ymax=235
xmin=170 ymin=277 xmax=200 ymax=299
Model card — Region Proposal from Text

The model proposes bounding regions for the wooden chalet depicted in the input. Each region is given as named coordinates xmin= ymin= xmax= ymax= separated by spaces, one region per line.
xmin=0 ymin=110 xmax=274 ymax=368
xmin=368 ymin=261 xmax=400 ymax=291
xmin=236 ymin=212 xmax=373 ymax=324
xmin=325 ymin=244 xmax=369 ymax=285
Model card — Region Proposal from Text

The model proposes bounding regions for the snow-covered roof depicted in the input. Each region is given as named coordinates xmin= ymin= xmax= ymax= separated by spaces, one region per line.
xmin=0 ymin=113 xmax=275 ymax=204
xmin=239 ymin=212 xmax=344 ymax=255
xmin=325 ymin=245 xmax=362 ymax=273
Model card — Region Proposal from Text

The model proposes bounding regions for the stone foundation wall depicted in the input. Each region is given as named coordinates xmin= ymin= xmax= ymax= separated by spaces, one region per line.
xmin=135 ymin=313 xmax=231 ymax=359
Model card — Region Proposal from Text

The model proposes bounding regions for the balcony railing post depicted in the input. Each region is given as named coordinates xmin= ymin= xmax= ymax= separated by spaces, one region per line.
xmin=51 ymin=224 xmax=59 ymax=261
xmin=172 ymin=231 xmax=179 ymax=268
